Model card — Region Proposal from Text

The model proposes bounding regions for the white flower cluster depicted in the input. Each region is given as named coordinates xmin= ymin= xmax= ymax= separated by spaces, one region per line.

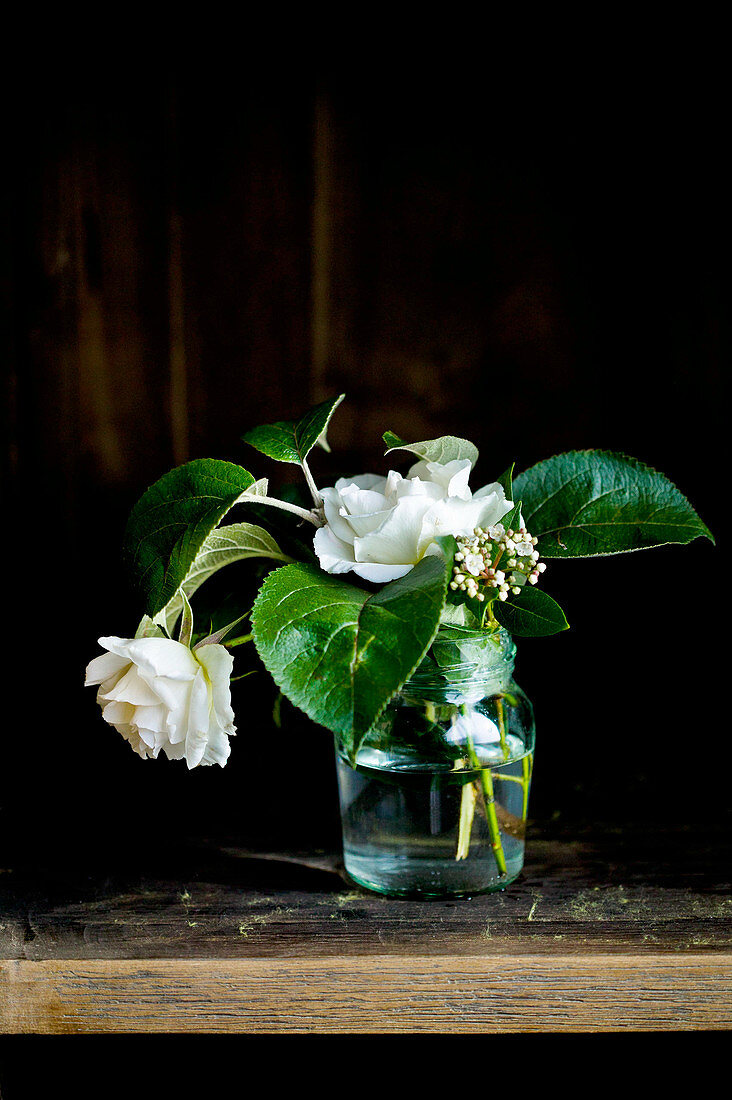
xmin=450 ymin=522 xmax=546 ymax=602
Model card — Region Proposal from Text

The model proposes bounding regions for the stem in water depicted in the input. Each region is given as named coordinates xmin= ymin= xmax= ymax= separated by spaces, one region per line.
xmin=495 ymin=696 xmax=508 ymax=760
xmin=465 ymin=732 xmax=508 ymax=877
xmin=521 ymin=751 xmax=533 ymax=821
xmin=456 ymin=779 xmax=477 ymax=860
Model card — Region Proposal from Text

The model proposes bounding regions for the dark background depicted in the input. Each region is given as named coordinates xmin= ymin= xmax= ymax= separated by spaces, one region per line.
xmin=1 ymin=58 xmax=727 ymax=872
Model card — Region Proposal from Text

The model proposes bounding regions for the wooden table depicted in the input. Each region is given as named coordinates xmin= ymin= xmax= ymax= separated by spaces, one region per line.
xmin=1 ymin=823 xmax=730 ymax=1033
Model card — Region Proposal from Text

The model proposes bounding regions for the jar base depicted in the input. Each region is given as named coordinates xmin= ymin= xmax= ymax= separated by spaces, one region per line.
xmin=343 ymin=850 xmax=524 ymax=900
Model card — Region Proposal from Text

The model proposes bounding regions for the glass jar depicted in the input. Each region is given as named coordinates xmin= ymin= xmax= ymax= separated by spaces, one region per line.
xmin=334 ymin=626 xmax=535 ymax=898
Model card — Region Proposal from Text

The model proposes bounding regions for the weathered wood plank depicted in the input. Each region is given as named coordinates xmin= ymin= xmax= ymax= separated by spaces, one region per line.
xmin=2 ymin=825 xmax=729 ymax=1032
xmin=1 ymin=827 xmax=730 ymax=962
xmin=2 ymin=955 xmax=730 ymax=1034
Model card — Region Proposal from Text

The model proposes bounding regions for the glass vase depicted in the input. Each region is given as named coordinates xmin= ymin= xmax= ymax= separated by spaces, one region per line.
xmin=334 ymin=626 xmax=535 ymax=899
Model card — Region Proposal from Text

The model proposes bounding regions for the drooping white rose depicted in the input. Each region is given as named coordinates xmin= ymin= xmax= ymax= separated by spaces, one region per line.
xmin=313 ymin=459 xmax=513 ymax=583
xmin=85 ymin=636 xmax=236 ymax=768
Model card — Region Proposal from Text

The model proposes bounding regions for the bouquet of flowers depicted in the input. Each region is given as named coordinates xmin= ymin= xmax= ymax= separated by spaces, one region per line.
xmin=86 ymin=394 xmax=712 ymax=895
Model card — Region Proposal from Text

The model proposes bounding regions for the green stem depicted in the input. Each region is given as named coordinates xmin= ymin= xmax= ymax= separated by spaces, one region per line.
xmin=224 ymin=633 xmax=254 ymax=648
xmin=465 ymin=731 xmax=507 ymax=877
xmin=301 ymin=457 xmax=324 ymax=510
xmin=482 ymin=599 xmax=500 ymax=631
xmin=521 ymin=751 xmax=533 ymax=821
xmin=241 ymin=493 xmax=322 ymax=526
xmin=495 ymin=696 xmax=508 ymax=760
xmin=455 ymin=779 xmax=477 ymax=861
xmin=491 ymin=773 xmax=525 ymax=787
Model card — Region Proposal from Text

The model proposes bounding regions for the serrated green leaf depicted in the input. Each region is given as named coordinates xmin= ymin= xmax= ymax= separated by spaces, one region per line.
xmin=251 ymin=554 xmax=451 ymax=761
xmin=514 ymin=450 xmax=714 ymax=558
xmin=383 ymin=431 xmax=479 ymax=468
xmin=123 ymin=459 xmax=255 ymax=618
xmin=493 ymin=587 xmax=569 ymax=637
xmin=243 ymin=394 xmax=345 ymax=466
xmin=159 ymin=522 xmax=292 ymax=634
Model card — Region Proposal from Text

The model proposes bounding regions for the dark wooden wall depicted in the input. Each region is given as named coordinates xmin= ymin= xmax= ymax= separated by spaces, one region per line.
xmin=2 ymin=66 xmax=727 ymax=863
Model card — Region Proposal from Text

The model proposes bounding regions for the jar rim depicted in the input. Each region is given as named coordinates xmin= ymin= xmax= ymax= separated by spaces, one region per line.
xmin=402 ymin=623 xmax=516 ymax=694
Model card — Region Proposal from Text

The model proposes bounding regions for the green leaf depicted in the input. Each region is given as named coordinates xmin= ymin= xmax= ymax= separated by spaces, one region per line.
xmin=500 ymin=500 xmax=523 ymax=534
xmin=123 ymin=459 xmax=255 ymax=618
xmin=134 ymin=615 xmax=166 ymax=640
xmin=243 ymin=478 xmax=270 ymax=498
xmin=433 ymin=534 xmax=458 ymax=571
xmin=383 ymin=431 xmax=479 ymax=468
xmin=177 ymin=591 xmax=194 ymax=647
xmin=496 ymin=463 xmax=515 ymax=499
xmin=513 ymin=450 xmax=714 ymax=558
xmin=493 ymin=587 xmax=569 ymax=637
xmin=251 ymin=554 xmax=451 ymax=761
xmin=242 ymin=394 xmax=345 ymax=467
xmin=158 ymin=521 xmax=292 ymax=634
xmin=193 ymin=610 xmax=250 ymax=650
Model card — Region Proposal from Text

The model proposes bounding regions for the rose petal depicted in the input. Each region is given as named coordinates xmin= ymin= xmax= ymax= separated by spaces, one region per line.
xmin=407 ymin=459 xmax=473 ymax=501
xmin=354 ymin=495 xmax=434 ymax=566
xmin=85 ymin=650 xmax=129 ymax=687
xmin=125 ymin=638 xmax=199 ymax=681
xmin=183 ymin=669 xmax=214 ymax=769
xmin=313 ymin=525 xmax=357 ymax=573
xmin=99 ymin=700 xmax=136 ymax=726
xmin=352 ymin=561 xmax=415 ymax=582
xmin=321 ymin=486 xmax=361 ymax=543
xmin=195 ymin=645 xmax=236 ymax=734
xmin=387 ymin=470 xmax=443 ymax=502
xmin=98 ymin=665 xmax=162 ymax=706
xmin=334 ymin=473 xmax=387 ymax=494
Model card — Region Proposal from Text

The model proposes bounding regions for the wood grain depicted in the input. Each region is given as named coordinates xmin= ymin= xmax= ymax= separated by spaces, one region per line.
xmin=2 ymin=955 xmax=730 ymax=1034
xmin=1 ymin=825 xmax=730 ymax=1033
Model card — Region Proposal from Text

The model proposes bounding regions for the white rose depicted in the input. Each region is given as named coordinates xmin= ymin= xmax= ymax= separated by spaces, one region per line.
xmin=313 ymin=459 xmax=513 ymax=583
xmin=85 ymin=636 xmax=236 ymax=769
